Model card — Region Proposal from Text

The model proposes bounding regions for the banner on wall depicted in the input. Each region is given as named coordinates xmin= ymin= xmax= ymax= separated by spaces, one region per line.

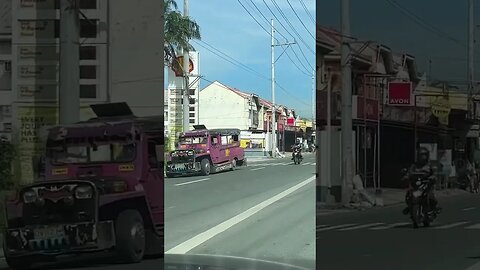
xmin=14 ymin=106 xmax=96 ymax=184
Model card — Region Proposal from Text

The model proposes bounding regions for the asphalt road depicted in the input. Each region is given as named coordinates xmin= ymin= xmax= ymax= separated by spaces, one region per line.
xmin=317 ymin=192 xmax=480 ymax=270
xmin=0 ymin=154 xmax=315 ymax=269
xmin=165 ymin=153 xmax=316 ymax=269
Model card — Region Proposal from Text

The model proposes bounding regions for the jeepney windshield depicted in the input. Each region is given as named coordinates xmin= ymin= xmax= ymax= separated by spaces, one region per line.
xmin=52 ymin=142 xmax=136 ymax=164
xmin=179 ymin=136 xmax=208 ymax=145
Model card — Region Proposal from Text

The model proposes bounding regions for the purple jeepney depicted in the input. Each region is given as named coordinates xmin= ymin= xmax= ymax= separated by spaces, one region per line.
xmin=166 ymin=127 xmax=246 ymax=177
xmin=3 ymin=103 xmax=163 ymax=269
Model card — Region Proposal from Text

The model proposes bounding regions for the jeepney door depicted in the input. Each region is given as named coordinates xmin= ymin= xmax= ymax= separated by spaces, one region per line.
xmin=210 ymin=135 xmax=220 ymax=163
xmin=144 ymin=138 xmax=164 ymax=232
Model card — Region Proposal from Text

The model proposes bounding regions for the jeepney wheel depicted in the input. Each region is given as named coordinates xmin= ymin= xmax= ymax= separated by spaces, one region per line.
xmin=3 ymin=240 xmax=32 ymax=270
xmin=166 ymin=173 xmax=175 ymax=178
xmin=200 ymin=159 xmax=211 ymax=176
xmin=115 ymin=209 xmax=146 ymax=263
xmin=231 ymin=158 xmax=237 ymax=171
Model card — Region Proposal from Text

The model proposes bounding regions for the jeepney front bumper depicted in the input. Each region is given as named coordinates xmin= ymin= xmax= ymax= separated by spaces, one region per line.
xmin=166 ymin=161 xmax=201 ymax=175
xmin=4 ymin=221 xmax=115 ymax=257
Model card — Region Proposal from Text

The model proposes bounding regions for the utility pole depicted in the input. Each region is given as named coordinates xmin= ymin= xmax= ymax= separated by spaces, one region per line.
xmin=312 ymin=69 xmax=315 ymax=123
xmin=59 ymin=0 xmax=80 ymax=125
xmin=468 ymin=0 xmax=474 ymax=118
xmin=271 ymin=19 xmax=296 ymax=158
xmin=182 ymin=0 xmax=190 ymax=132
xmin=340 ymin=0 xmax=354 ymax=205
xmin=271 ymin=19 xmax=276 ymax=158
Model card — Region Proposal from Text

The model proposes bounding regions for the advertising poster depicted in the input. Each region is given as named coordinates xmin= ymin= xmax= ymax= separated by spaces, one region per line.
xmin=14 ymin=106 xmax=96 ymax=184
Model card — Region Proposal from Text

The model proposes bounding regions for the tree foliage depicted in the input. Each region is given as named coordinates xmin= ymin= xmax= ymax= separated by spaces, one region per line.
xmin=164 ymin=0 xmax=201 ymax=67
xmin=0 ymin=138 xmax=15 ymax=189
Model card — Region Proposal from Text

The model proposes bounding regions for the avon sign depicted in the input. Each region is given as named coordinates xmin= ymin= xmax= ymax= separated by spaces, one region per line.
xmin=388 ymin=82 xmax=412 ymax=106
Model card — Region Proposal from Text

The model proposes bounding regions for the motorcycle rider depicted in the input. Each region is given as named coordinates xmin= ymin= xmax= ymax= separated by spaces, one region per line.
xmin=291 ymin=141 xmax=303 ymax=161
xmin=402 ymin=147 xmax=441 ymax=215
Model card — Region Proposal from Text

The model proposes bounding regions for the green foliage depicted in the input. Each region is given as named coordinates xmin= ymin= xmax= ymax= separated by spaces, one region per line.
xmin=0 ymin=138 xmax=16 ymax=190
xmin=164 ymin=0 xmax=201 ymax=66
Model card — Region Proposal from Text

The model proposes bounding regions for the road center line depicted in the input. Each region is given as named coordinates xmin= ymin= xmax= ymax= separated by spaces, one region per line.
xmin=463 ymin=207 xmax=476 ymax=211
xmin=250 ymin=167 xmax=266 ymax=171
xmin=338 ymin=223 xmax=384 ymax=231
xmin=317 ymin=224 xmax=357 ymax=232
xmin=175 ymin=178 xmax=211 ymax=186
xmin=165 ymin=176 xmax=315 ymax=254
xmin=433 ymin=221 xmax=470 ymax=229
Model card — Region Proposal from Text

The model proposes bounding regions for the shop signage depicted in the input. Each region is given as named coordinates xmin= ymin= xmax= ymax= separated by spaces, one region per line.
xmin=388 ymin=82 xmax=412 ymax=106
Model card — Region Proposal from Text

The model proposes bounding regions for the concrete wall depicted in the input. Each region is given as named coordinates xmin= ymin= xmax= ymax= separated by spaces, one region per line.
xmin=199 ymin=82 xmax=249 ymax=129
xmin=108 ymin=0 xmax=163 ymax=117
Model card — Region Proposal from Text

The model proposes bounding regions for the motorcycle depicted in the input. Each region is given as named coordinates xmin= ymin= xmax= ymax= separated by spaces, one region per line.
xmin=401 ymin=168 xmax=439 ymax=228
xmin=292 ymin=147 xmax=302 ymax=165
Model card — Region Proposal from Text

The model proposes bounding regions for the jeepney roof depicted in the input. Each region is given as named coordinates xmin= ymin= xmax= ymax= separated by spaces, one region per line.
xmin=181 ymin=128 xmax=241 ymax=137
xmin=45 ymin=115 xmax=163 ymax=141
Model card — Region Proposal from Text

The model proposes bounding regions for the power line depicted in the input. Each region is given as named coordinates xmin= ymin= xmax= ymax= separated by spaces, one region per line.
xmin=269 ymin=0 xmax=315 ymax=54
xmin=237 ymin=0 xmax=272 ymax=37
xmin=261 ymin=0 xmax=313 ymax=68
xmin=237 ymin=0 xmax=312 ymax=75
xmin=384 ymin=0 xmax=465 ymax=48
xmin=285 ymin=0 xmax=315 ymax=40
xmin=192 ymin=40 xmax=270 ymax=81
xmin=299 ymin=0 xmax=315 ymax=25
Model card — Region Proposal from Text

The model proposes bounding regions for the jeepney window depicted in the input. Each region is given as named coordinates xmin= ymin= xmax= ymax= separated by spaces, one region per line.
xmin=221 ymin=136 xmax=229 ymax=145
xmin=90 ymin=144 xmax=111 ymax=162
xmin=112 ymin=143 xmax=135 ymax=162
xmin=55 ymin=146 xmax=88 ymax=163
xmin=211 ymin=136 xmax=219 ymax=145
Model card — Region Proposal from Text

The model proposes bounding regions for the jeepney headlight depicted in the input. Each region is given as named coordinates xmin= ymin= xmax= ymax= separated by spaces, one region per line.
xmin=187 ymin=151 xmax=194 ymax=156
xmin=23 ymin=189 xmax=37 ymax=204
xmin=171 ymin=152 xmax=178 ymax=157
xmin=74 ymin=185 xmax=93 ymax=199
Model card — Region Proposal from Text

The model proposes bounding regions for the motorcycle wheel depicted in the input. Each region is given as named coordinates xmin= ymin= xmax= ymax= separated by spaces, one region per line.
xmin=411 ymin=204 xmax=420 ymax=229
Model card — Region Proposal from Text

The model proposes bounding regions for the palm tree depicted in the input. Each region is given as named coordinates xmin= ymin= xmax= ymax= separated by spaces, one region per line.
xmin=164 ymin=0 xmax=201 ymax=67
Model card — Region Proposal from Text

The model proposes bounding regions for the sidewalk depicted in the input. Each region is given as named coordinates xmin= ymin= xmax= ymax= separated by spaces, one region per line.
xmin=317 ymin=187 xmax=471 ymax=213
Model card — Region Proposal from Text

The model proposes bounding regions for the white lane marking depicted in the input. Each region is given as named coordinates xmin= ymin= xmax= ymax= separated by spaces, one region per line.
xmin=338 ymin=223 xmax=384 ymax=231
xmin=463 ymin=207 xmax=476 ymax=211
xmin=302 ymin=162 xmax=311 ymax=166
xmin=433 ymin=221 xmax=470 ymax=229
xmin=465 ymin=260 xmax=480 ymax=270
xmin=175 ymin=178 xmax=211 ymax=186
xmin=316 ymin=225 xmax=329 ymax=228
xmin=465 ymin=223 xmax=480 ymax=229
xmin=317 ymin=224 xmax=357 ymax=232
xmin=369 ymin=222 xmax=410 ymax=230
xmin=250 ymin=167 xmax=266 ymax=171
xmin=165 ymin=176 xmax=315 ymax=254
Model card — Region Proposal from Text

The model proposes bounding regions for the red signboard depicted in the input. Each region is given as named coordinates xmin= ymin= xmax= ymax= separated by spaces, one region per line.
xmin=388 ymin=82 xmax=412 ymax=106
xmin=287 ymin=117 xmax=295 ymax=126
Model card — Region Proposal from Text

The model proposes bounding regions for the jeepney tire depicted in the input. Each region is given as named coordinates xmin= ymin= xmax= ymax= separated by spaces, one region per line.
xmin=166 ymin=173 xmax=175 ymax=178
xmin=200 ymin=159 xmax=211 ymax=176
xmin=231 ymin=158 xmax=237 ymax=171
xmin=115 ymin=209 xmax=146 ymax=263
xmin=5 ymin=256 xmax=32 ymax=270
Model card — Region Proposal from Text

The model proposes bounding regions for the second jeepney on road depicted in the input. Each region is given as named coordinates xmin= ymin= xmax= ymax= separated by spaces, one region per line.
xmin=166 ymin=126 xmax=247 ymax=177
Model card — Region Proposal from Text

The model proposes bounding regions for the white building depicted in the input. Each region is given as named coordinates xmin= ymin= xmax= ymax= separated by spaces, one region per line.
xmin=0 ymin=0 xmax=12 ymax=140
xmin=198 ymin=80 xmax=269 ymax=130
xmin=5 ymin=0 xmax=164 ymax=184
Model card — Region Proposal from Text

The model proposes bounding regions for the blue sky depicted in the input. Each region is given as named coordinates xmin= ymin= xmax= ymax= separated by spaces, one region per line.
xmin=318 ymin=0 xmax=480 ymax=86
xmin=165 ymin=0 xmax=316 ymax=119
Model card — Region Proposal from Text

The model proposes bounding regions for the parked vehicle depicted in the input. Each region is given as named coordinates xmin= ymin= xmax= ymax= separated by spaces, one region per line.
xmin=166 ymin=126 xmax=246 ymax=177
xmin=402 ymin=168 xmax=439 ymax=228
xmin=3 ymin=103 xmax=164 ymax=269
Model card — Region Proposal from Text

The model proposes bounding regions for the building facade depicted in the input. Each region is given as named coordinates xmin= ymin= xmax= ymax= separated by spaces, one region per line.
xmin=4 ymin=0 xmax=164 ymax=184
